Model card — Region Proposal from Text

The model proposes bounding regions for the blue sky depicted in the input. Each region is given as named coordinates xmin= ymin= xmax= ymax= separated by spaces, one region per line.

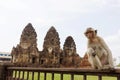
xmin=0 ymin=0 xmax=120 ymax=64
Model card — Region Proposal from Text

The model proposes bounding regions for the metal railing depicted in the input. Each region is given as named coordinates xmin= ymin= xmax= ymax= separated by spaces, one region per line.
xmin=6 ymin=67 xmax=120 ymax=80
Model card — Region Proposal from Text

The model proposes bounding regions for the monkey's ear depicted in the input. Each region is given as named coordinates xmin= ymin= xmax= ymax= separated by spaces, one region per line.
xmin=95 ymin=30 xmax=97 ymax=34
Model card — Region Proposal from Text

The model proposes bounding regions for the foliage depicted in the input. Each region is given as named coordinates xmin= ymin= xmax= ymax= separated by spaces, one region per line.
xmin=13 ymin=71 xmax=116 ymax=80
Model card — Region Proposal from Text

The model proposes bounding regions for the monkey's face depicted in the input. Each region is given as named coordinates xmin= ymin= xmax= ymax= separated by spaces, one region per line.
xmin=84 ymin=27 xmax=97 ymax=39
xmin=86 ymin=31 xmax=94 ymax=39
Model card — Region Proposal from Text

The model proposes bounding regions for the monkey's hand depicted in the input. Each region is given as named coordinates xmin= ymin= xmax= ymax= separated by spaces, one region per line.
xmin=92 ymin=52 xmax=96 ymax=57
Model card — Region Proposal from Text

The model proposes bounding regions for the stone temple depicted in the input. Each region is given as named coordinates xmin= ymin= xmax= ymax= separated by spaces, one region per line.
xmin=11 ymin=23 xmax=39 ymax=66
xmin=39 ymin=26 xmax=61 ymax=67
xmin=11 ymin=23 xmax=89 ymax=68
xmin=62 ymin=36 xmax=81 ymax=67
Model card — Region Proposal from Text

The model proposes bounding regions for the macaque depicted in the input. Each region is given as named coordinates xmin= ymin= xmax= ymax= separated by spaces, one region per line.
xmin=84 ymin=27 xmax=114 ymax=69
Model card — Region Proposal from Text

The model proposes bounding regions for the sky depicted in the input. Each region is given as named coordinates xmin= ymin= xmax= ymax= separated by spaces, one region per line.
xmin=0 ymin=0 xmax=120 ymax=64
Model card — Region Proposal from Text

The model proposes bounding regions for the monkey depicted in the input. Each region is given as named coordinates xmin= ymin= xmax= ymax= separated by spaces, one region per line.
xmin=84 ymin=27 xmax=114 ymax=70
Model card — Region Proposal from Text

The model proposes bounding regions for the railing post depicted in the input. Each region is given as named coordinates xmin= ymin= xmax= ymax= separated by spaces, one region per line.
xmin=22 ymin=71 xmax=25 ymax=80
xmin=44 ymin=72 xmax=46 ymax=80
xmin=52 ymin=72 xmax=54 ymax=80
xmin=71 ymin=74 xmax=74 ymax=80
xmin=26 ymin=71 xmax=29 ymax=80
xmin=98 ymin=75 xmax=102 ymax=80
xmin=61 ymin=73 xmax=63 ymax=80
xmin=0 ymin=63 xmax=10 ymax=80
xmin=14 ymin=70 xmax=17 ymax=79
xmin=117 ymin=75 xmax=120 ymax=80
xmin=38 ymin=72 xmax=40 ymax=80
xmin=32 ymin=72 xmax=34 ymax=80
xmin=83 ymin=75 xmax=87 ymax=80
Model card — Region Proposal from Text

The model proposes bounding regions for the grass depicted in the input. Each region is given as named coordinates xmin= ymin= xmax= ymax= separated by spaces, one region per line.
xmin=13 ymin=71 xmax=117 ymax=80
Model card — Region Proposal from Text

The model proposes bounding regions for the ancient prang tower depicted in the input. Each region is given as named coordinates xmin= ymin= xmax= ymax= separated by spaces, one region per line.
xmin=62 ymin=36 xmax=81 ymax=67
xmin=11 ymin=23 xmax=39 ymax=66
xmin=11 ymin=23 xmax=83 ymax=67
xmin=39 ymin=27 xmax=61 ymax=67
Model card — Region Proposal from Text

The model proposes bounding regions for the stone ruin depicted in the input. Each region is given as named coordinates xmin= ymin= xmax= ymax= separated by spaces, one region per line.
xmin=62 ymin=36 xmax=81 ymax=67
xmin=11 ymin=23 xmax=39 ymax=66
xmin=11 ymin=23 xmax=90 ymax=68
xmin=39 ymin=27 xmax=61 ymax=67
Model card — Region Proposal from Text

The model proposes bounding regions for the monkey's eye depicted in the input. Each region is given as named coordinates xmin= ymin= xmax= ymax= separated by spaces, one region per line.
xmin=86 ymin=31 xmax=93 ymax=34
